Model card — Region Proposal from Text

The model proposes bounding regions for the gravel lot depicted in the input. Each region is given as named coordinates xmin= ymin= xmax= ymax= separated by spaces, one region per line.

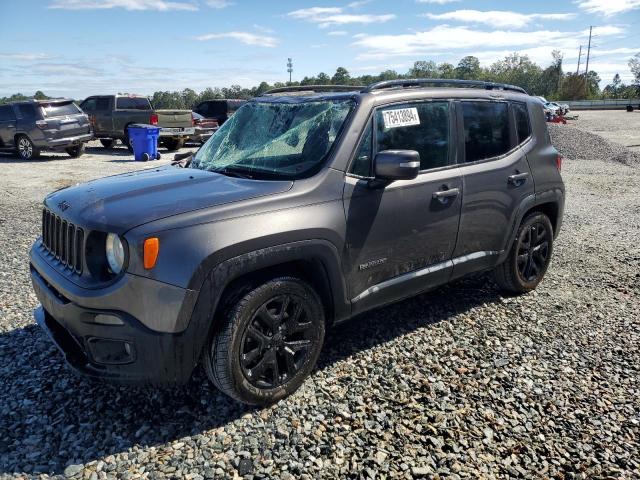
xmin=570 ymin=109 xmax=640 ymax=154
xmin=1 ymin=119 xmax=639 ymax=479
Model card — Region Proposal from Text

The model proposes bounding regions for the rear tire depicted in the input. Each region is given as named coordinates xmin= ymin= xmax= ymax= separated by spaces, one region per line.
xmin=494 ymin=212 xmax=554 ymax=294
xmin=204 ymin=277 xmax=325 ymax=405
xmin=65 ymin=143 xmax=85 ymax=158
xmin=100 ymin=139 xmax=114 ymax=149
xmin=16 ymin=135 xmax=40 ymax=160
xmin=163 ymin=138 xmax=184 ymax=151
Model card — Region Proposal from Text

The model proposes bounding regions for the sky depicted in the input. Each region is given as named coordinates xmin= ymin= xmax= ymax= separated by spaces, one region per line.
xmin=0 ymin=0 xmax=639 ymax=98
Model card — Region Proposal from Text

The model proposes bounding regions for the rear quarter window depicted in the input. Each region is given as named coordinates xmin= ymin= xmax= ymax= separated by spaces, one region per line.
xmin=513 ymin=102 xmax=531 ymax=144
xmin=18 ymin=104 xmax=38 ymax=120
xmin=461 ymin=101 xmax=511 ymax=162
xmin=116 ymin=97 xmax=151 ymax=110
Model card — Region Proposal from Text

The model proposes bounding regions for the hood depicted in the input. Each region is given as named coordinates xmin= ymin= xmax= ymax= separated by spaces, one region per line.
xmin=45 ymin=166 xmax=293 ymax=233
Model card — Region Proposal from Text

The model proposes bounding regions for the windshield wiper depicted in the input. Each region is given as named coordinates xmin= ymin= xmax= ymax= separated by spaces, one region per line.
xmin=210 ymin=166 xmax=255 ymax=179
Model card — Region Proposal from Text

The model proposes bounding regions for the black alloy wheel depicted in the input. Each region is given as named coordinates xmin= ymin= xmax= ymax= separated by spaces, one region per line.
xmin=204 ymin=277 xmax=325 ymax=405
xmin=494 ymin=212 xmax=554 ymax=294
xmin=240 ymin=294 xmax=316 ymax=389
xmin=516 ymin=221 xmax=550 ymax=283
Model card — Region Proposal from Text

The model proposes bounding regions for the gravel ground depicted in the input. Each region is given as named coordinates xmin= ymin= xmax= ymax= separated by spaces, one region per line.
xmin=569 ymin=110 xmax=640 ymax=154
xmin=1 ymin=123 xmax=639 ymax=479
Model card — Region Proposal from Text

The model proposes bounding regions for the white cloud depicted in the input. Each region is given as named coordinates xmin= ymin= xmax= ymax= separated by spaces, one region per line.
xmin=287 ymin=6 xmax=395 ymax=28
xmin=0 ymin=53 xmax=53 ymax=61
xmin=575 ymin=0 xmax=640 ymax=16
xmin=416 ymin=0 xmax=460 ymax=4
xmin=206 ymin=0 xmax=232 ymax=8
xmin=49 ymin=0 xmax=198 ymax=10
xmin=424 ymin=10 xmax=575 ymax=29
xmin=352 ymin=24 xmax=624 ymax=60
xmin=327 ymin=30 xmax=348 ymax=36
xmin=347 ymin=0 xmax=372 ymax=7
xmin=194 ymin=31 xmax=278 ymax=47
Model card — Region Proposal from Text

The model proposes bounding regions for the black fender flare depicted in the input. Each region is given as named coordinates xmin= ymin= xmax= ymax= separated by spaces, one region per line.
xmin=497 ymin=188 xmax=564 ymax=264
xmin=178 ymin=239 xmax=350 ymax=367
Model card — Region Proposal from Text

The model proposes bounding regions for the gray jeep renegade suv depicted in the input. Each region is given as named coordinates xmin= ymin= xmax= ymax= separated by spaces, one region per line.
xmin=30 ymin=80 xmax=564 ymax=405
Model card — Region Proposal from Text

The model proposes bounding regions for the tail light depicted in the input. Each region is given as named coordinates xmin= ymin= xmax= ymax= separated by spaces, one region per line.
xmin=556 ymin=154 xmax=562 ymax=172
xmin=35 ymin=120 xmax=48 ymax=129
xmin=191 ymin=112 xmax=196 ymax=126
xmin=149 ymin=113 xmax=158 ymax=125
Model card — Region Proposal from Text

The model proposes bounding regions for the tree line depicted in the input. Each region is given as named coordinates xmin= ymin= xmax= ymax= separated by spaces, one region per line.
xmin=3 ymin=52 xmax=639 ymax=108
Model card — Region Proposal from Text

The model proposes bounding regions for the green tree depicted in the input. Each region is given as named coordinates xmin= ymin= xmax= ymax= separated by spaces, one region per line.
xmin=629 ymin=53 xmax=640 ymax=95
xmin=331 ymin=67 xmax=351 ymax=85
xmin=585 ymin=70 xmax=601 ymax=98
xmin=437 ymin=62 xmax=455 ymax=79
xmin=455 ymin=56 xmax=481 ymax=79
xmin=316 ymin=72 xmax=331 ymax=85
xmin=560 ymin=73 xmax=586 ymax=100
xmin=34 ymin=90 xmax=49 ymax=100
xmin=410 ymin=60 xmax=437 ymax=78
xmin=603 ymin=74 xmax=623 ymax=98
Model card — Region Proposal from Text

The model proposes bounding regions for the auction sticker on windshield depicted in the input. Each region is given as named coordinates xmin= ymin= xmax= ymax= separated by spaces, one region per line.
xmin=382 ymin=107 xmax=420 ymax=129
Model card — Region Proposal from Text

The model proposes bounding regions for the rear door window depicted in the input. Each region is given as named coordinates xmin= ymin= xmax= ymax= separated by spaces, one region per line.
xmin=461 ymin=101 xmax=512 ymax=162
xmin=41 ymin=102 xmax=80 ymax=118
xmin=375 ymin=101 xmax=450 ymax=171
xmin=513 ymin=102 xmax=531 ymax=144
xmin=0 ymin=105 xmax=15 ymax=121
xmin=116 ymin=97 xmax=151 ymax=110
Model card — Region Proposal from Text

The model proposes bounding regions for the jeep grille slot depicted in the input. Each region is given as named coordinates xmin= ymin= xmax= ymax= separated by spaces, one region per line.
xmin=41 ymin=208 xmax=83 ymax=274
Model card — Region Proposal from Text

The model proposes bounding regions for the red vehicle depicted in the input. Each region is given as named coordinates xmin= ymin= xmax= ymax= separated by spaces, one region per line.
xmin=189 ymin=112 xmax=218 ymax=143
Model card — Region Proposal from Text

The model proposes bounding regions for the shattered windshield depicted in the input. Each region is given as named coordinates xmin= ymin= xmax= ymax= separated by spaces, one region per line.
xmin=190 ymin=99 xmax=354 ymax=179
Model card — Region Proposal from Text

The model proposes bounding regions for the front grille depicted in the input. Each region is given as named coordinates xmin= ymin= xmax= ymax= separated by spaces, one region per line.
xmin=41 ymin=208 xmax=84 ymax=274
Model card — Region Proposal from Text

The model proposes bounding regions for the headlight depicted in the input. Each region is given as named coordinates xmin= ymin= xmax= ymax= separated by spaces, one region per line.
xmin=105 ymin=233 xmax=125 ymax=274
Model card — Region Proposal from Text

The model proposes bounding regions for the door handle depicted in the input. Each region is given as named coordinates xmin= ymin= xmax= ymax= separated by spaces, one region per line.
xmin=432 ymin=187 xmax=460 ymax=202
xmin=508 ymin=172 xmax=529 ymax=185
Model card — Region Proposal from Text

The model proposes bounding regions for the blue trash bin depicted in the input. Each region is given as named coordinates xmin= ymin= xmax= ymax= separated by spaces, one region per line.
xmin=128 ymin=124 xmax=161 ymax=161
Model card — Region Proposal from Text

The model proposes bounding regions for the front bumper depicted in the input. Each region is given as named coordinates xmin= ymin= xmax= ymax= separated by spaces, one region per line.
xmin=30 ymin=246 xmax=201 ymax=385
xmin=37 ymin=132 xmax=93 ymax=150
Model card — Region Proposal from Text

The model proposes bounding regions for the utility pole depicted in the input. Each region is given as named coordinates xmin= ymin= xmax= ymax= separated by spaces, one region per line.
xmin=287 ymin=58 xmax=293 ymax=84
xmin=585 ymin=26 xmax=593 ymax=96
xmin=576 ymin=45 xmax=582 ymax=74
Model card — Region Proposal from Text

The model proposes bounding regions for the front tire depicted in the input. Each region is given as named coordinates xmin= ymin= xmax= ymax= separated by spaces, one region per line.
xmin=16 ymin=135 xmax=40 ymax=160
xmin=65 ymin=143 xmax=85 ymax=158
xmin=494 ymin=212 xmax=554 ymax=294
xmin=204 ymin=277 xmax=325 ymax=405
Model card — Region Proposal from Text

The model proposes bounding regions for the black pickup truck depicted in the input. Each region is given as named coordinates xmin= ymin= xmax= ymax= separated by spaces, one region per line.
xmin=79 ymin=95 xmax=194 ymax=151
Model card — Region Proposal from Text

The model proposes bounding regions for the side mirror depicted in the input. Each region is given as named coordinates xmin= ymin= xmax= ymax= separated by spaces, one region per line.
xmin=374 ymin=150 xmax=420 ymax=181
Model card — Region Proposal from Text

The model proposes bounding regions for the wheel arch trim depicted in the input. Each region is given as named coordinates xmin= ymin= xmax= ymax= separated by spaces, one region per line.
xmin=181 ymin=239 xmax=350 ymax=365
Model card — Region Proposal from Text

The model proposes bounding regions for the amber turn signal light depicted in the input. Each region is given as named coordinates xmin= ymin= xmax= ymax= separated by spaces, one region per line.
xmin=143 ymin=237 xmax=159 ymax=269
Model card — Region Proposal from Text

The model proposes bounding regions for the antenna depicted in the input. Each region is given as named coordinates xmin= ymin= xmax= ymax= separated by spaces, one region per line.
xmin=287 ymin=58 xmax=293 ymax=84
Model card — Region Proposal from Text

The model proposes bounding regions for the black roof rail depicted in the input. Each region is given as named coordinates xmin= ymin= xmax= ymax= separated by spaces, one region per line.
xmin=363 ymin=79 xmax=528 ymax=95
xmin=264 ymin=85 xmax=365 ymax=95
